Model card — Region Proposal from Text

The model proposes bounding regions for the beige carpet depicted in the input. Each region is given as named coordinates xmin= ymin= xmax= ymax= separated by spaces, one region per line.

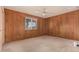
xmin=2 ymin=36 xmax=79 ymax=52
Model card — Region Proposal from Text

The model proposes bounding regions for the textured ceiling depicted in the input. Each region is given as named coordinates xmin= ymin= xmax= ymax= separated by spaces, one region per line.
xmin=4 ymin=6 xmax=79 ymax=18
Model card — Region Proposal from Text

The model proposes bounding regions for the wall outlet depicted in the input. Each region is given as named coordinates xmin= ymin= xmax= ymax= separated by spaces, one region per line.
xmin=74 ymin=42 xmax=79 ymax=47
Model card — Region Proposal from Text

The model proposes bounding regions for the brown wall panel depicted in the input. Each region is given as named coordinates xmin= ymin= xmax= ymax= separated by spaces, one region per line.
xmin=5 ymin=9 xmax=46 ymax=43
xmin=47 ymin=10 xmax=79 ymax=40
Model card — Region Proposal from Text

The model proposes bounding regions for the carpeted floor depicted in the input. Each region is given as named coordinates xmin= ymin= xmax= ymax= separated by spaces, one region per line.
xmin=2 ymin=36 xmax=79 ymax=52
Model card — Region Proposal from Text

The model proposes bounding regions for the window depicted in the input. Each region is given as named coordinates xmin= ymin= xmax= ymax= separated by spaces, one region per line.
xmin=25 ymin=17 xmax=37 ymax=30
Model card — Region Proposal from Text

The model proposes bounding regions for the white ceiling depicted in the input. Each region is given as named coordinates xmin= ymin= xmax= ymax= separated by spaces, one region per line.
xmin=4 ymin=6 xmax=79 ymax=18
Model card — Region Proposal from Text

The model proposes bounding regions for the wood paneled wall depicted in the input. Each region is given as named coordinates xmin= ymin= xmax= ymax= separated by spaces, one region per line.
xmin=47 ymin=10 xmax=79 ymax=40
xmin=5 ymin=8 xmax=79 ymax=42
xmin=5 ymin=9 xmax=46 ymax=43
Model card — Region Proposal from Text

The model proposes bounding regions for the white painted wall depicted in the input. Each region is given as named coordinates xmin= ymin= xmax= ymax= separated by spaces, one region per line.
xmin=0 ymin=7 xmax=4 ymax=51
